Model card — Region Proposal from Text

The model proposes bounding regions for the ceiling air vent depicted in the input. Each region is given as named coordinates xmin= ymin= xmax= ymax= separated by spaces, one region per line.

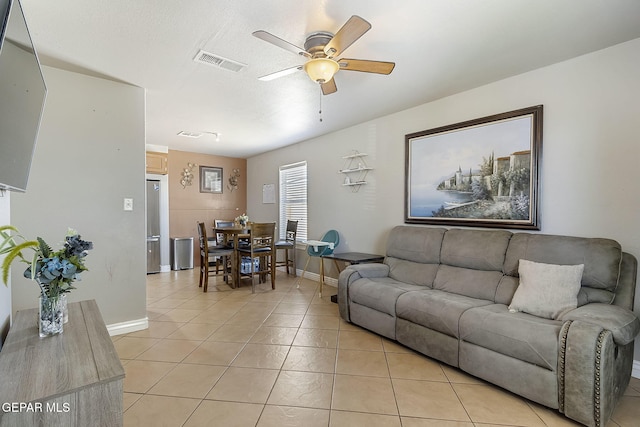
xmin=194 ymin=50 xmax=247 ymax=73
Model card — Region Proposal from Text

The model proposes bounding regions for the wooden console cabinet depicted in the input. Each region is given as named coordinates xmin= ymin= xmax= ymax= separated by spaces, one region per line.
xmin=0 ymin=300 xmax=124 ymax=426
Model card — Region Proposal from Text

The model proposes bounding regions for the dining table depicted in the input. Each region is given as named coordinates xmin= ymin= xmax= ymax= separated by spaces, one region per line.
xmin=213 ymin=225 xmax=250 ymax=288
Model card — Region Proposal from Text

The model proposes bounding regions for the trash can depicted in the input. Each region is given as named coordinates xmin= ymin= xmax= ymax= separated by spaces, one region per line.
xmin=170 ymin=237 xmax=193 ymax=270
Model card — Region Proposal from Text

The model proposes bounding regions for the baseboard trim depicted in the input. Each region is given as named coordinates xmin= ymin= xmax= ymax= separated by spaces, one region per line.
xmin=299 ymin=270 xmax=338 ymax=288
xmin=633 ymin=360 xmax=640 ymax=379
xmin=107 ymin=317 xmax=148 ymax=336
xmin=160 ymin=264 xmax=171 ymax=273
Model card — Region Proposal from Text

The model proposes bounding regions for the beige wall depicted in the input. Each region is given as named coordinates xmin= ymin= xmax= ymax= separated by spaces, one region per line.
xmin=247 ymin=38 xmax=640 ymax=359
xmin=168 ymin=150 xmax=246 ymax=265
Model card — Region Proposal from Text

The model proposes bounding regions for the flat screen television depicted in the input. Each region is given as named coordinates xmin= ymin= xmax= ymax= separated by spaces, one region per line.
xmin=0 ymin=0 xmax=47 ymax=192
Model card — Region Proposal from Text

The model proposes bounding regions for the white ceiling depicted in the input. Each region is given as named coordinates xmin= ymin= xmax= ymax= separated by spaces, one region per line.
xmin=20 ymin=0 xmax=640 ymax=158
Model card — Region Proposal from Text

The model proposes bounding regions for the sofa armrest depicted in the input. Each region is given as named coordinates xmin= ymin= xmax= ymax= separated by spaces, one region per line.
xmin=562 ymin=303 xmax=640 ymax=345
xmin=337 ymin=264 xmax=390 ymax=322
xmin=560 ymin=320 xmax=635 ymax=426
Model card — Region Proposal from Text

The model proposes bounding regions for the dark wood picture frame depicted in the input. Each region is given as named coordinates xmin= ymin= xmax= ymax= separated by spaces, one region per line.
xmin=405 ymin=105 xmax=543 ymax=230
xmin=199 ymin=166 xmax=223 ymax=193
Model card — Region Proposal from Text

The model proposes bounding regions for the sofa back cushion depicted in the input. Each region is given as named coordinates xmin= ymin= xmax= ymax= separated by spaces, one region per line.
xmin=430 ymin=229 xmax=512 ymax=301
xmin=385 ymin=226 xmax=445 ymax=287
xmin=386 ymin=226 xmax=445 ymax=263
xmin=433 ymin=265 xmax=506 ymax=301
xmin=504 ymin=233 xmax=622 ymax=304
xmin=440 ymin=229 xmax=512 ymax=271
xmin=386 ymin=258 xmax=440 ymax=287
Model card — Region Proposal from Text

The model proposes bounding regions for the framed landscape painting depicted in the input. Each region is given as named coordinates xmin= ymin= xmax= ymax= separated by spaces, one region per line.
xmin=405 ymin=105 xmax=543 ymax=230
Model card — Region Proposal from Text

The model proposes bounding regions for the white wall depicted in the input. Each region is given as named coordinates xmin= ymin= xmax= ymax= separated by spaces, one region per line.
xmin=10 ymin=66 xmax=147 ymax=326
xmin=0 ymin=191 xmax=11 ymax=349
xmin=248 ymin=38 xmax=640 ymax=357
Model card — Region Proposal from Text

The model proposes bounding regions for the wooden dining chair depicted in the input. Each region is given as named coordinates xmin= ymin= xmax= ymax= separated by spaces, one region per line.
xmin=213 ymin=219 xmax=235 ymax=276
xmin=275 ymin=220 xmax=298 ymax=276
xmin=213 ymin=219 xmax=235 ymax=247
xmin=237 ymin=222 xmax=276 ymax=293
xmin=197 ymin=222 xmax=233 ymax=292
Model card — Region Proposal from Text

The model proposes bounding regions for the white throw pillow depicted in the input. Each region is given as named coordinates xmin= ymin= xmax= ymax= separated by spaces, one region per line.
xmin=508 ymin=259 xmax=584 ymax=320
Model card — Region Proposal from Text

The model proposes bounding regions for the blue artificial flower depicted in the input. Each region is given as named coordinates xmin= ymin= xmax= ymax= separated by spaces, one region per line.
xmin=40 ymin=257 xmax=63 ymax=281
xmin=45 ymin=257 xmax=62 ymax=272
xmin=60 ymin=259 xmax=77 ymax=279
xmin=65 ymin=235 xmax=93 ymax=257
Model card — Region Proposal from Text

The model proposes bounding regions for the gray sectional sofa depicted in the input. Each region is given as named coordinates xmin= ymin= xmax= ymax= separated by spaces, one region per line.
xmin=338 ymin=225 xmax=639 ymax=427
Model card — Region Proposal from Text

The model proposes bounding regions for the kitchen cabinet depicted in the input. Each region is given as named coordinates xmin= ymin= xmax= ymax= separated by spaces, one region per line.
xmin=146 ymin=151 xmax=168 ymax=174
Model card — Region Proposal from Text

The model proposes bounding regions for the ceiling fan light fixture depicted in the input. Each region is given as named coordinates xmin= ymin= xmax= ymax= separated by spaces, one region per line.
xmin=303 ymin=58 xmax=339 ymax=84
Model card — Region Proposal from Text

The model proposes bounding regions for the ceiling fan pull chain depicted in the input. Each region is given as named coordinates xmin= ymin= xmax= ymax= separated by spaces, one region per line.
xmin=319 ymin=89 xmax=323 ymax=122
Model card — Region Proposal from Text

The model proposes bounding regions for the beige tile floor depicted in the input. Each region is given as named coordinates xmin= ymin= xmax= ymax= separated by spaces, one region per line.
xmin=114 ymin=269 xmax=640 ymax=427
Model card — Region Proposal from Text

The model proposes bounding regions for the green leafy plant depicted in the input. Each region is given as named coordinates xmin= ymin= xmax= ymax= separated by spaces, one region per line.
xmin=0 ymin=225 xmax=38 ymax=286
xmin=0 ymin=225 xmax=93 ymax=298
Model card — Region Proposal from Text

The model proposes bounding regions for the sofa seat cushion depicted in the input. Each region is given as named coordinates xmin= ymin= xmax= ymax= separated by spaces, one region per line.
xmin=396 ymin=290 xmax=492 ymax=338
xmin=460 ymin=304 xmax=562 ymax=371
xmin=350 ymin=278 xmax=425 ymax=316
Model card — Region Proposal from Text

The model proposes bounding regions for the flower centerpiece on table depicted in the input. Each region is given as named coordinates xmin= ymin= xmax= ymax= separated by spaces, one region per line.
xmin=235 ymin=213 xmax=249 ymax=228
xmin=1 ymin=226 xmax=93 ymax=336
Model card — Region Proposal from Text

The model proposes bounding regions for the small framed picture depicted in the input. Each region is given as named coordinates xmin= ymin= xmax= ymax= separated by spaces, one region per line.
xmin=199 ymin=166 xmax=223 ymax=193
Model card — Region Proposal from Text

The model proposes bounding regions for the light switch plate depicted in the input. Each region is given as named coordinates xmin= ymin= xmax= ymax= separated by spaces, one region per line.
xmin=123 ymin=198 xmax=133 ymax=211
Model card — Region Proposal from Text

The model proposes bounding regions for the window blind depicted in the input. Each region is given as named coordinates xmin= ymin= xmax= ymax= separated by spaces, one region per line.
xmin=279 ymin=161 xmax=307 ymax=241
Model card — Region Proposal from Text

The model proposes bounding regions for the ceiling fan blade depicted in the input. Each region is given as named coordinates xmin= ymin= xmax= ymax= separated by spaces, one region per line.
xmin=324 ymin=15 xmax=371 ymax=58
xmin=258 ymin=65 xmax=303 ymax=81
xmin=252 ymin=30 xmax=311 ymax=58
xmin=321 ymin=78 xmax=337 ymax=95
xmin=338 ymin=58 xmax=395 ymax=75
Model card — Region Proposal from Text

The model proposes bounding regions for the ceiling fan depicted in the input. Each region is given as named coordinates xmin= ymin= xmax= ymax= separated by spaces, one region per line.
xmin=252 ymin=15 xmax=395 ymax=95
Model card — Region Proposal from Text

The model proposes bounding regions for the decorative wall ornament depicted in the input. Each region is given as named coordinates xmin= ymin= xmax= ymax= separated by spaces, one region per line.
xmin=339 ymin=150 xmax=373 ymax=192
xmin=227 ymin=168 xmax=241 ymax=192
xmin=181 ymin=162 xmax=196 ymax=188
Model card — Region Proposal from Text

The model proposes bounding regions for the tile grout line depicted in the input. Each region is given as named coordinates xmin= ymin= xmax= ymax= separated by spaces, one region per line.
xmin=135 ymin=271 xmax=324 ymax=425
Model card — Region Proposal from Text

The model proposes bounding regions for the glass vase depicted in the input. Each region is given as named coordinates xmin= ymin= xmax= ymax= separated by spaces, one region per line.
xmin=39 ymin=294 xmax=64 ymax=337
xmin=61 ymin=293 xmax=68 ymax=324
